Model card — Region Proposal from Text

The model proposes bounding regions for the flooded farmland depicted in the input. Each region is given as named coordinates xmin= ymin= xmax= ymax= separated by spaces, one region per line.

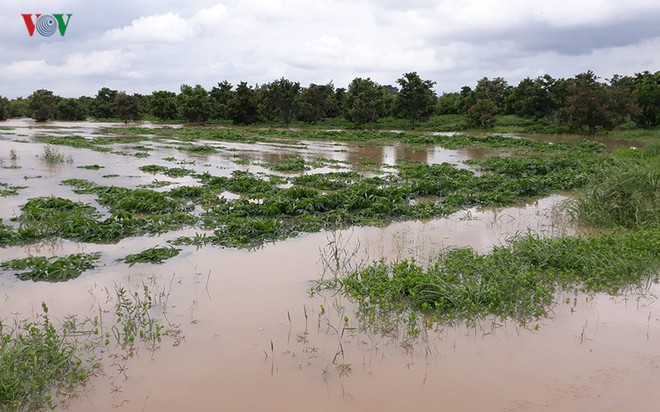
xmin=1 ymin=120 xmax=659 ymax=411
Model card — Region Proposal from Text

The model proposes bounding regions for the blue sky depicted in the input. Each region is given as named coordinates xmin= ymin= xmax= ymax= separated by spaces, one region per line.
xmin=2 ymin=0 xmax=660 ymax=98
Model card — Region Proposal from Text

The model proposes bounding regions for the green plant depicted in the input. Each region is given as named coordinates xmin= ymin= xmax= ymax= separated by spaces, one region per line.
xmin=0 ymin=252 xmax=102 ymax=282
xmin=123 ymin=246 xmax=182 ymax=265
xmin=42 ymin=145 xmax=72 ymax=164
xmin=0 ymin=304 xmax=95 ymax=411
xmin=77 ymin=164 xmax=104 ymax=170
xmin=263 ymin=155 xmax=309 ymax=172
xmin=315 ymin=228 xmax=660 ymax=322
xmin=111 ymin=285 xmax=172 ymax=349
xmin=565 ymin=160 xmax=660 ymax=229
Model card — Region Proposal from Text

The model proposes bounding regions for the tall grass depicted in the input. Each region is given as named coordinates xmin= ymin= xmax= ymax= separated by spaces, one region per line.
xmin=565 ymin=147 xmax=660 ymax=229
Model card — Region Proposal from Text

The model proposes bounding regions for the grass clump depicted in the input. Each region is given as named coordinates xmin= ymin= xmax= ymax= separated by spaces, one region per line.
xmin=317 ymin=229 xmax=660 ymax=322
xmin=0 ymin=305 xmax=95 ymax=411
xmin=41 ymin=145 xmax=73 ymax=164
xmin=0 ymin=253 xmax=102 ymax=282
xmin=566 ymin=160 xmax=660 ymax=229
xmin=123 ymin=246 xmax=181 ymax=266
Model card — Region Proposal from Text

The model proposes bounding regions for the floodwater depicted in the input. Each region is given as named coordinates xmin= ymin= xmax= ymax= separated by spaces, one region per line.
xmin=1 ymin=120 xmax=659 ymax=411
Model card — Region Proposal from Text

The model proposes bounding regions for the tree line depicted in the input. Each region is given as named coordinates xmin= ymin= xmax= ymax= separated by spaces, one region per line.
xmin=1 ymin=70 xmax=659 ymax=133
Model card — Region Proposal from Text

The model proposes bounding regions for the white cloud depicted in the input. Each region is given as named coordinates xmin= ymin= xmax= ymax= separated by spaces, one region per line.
xmin=62 ymin=50 xmax=130 ymax=76
xmin=103 ymin=12 xmax=196 ymax=43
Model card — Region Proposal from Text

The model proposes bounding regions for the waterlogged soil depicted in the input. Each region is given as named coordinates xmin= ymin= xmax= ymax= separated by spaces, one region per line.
xmin=1 ymin=120 xmax=659 ymax=411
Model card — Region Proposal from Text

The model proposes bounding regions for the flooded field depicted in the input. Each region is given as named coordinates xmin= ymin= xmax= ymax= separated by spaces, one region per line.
xmin=1 ymin=120 xmax=659 ymax=411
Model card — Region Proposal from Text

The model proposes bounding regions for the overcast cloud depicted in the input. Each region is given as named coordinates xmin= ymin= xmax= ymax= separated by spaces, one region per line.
xmin=1 ymin=0 xmax=659 ymax=98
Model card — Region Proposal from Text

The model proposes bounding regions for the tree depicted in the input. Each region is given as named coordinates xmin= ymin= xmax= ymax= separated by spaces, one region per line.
xmin=465 ymin=99 xmax=498 ymax=129
xmin=91 ymin=87 xmax=118 ymax=119
xmin=507 ymin=75 xmax=558 ymax=119
xmin=259 ymin=78 xmax=301 ymax=126
xmin=178 ymin=84 xmax=212 ymax=123
xmin=150 ymin=90 xmax=178 ymax=121
xmin=475 ymin=77 xmax=511 ymax=113
xmin=57 ymin=98 xmax=87 ymax=121
xmin=395 ymin=72 xmax=437 ymax=129
xmin=28 ymin=89 xmax=60 ymax=122
xmin=343 ymin=78 xmax=390 ymax=126
xmin=632 ymin=71 xmax=660 ymax=128
xmin=558 ymin=71 xmax=630 ymax=134
xmin=298 ymin=83 xmax=338 ymax=124
xmin=0 ymin=96 xmax=8 ymax=121
xmin=114 ymin=92 xmax=144 ymax=123
xmin=458 ymin=86 xmax=477 ymax=113
xmin=228 ymin=82 xmax=260 ymax=125
xmin=8 ymin=98 xmax=29 ymax=118
xmin=436 ymin=92 xmax=462 ymax=115
xmin=209 ymin=81 xmax=233 ymax=120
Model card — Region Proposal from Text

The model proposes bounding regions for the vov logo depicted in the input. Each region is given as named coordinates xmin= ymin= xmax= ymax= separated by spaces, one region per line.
xmin=21 ymin=14 xmax=73 ymax=37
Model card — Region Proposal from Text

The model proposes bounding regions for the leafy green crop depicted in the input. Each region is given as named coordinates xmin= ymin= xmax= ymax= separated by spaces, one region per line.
xmin=0 ymin=252 xmax=101 ymax=282
xmin=123 ymin=246 xmax=181 ymax=265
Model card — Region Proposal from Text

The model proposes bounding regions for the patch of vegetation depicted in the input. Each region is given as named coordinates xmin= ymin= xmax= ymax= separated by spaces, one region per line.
xmin=0 ymin=252 xmax=101 ymax=282
xmin=123 ymin=246 xmax=181 ymax=266
xmin=0 ymin=305 xmax=96 ymax=411
xmin=314 ymin=229 xmax=660 ymax=322
xmin=42 ymin=145 xmax=73 ymax=164
xmin=139 ymin=164 xmax=194 ymax=177
xmin=0 ymin=282 xmax=180 ymax=409
xmin=111 ymin=285 xmax=174 ymax=348
xmin=565 ymin=149 xmax=660 ymax=229
xmin=0 ymin=182 xmax=27 ymax=197
xmin=77 ymin=164 xmax=104 ymax=170
xmin=139 ymin=180 xmax=173 ymax=189
xmin=3 ymin=193 xmax=197 ymax=246
xmin=262 ymin=155 xmax=309 ymax=172
xmin=177 ymin=144 xmax=218 ymax=154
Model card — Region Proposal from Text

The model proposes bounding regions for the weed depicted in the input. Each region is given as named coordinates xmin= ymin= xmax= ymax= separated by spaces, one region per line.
xmin=111 ymin=285 xmax=173 ymax=349
xmin=0 ymin=304 xmax=96 ymax=411
xmin=77 ymin=164 xmax=104 ymax=170
xmin=42 ymin=145 xmax=73 ymax=164
xmin=9 ymin=149 xmax=18 ymax=160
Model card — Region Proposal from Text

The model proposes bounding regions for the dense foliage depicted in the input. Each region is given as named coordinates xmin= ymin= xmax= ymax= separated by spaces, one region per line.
xmin=3 ymin=70 xmax=660 ymax=132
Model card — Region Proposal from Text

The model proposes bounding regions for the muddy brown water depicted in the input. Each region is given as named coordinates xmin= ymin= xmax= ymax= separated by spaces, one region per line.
xmin=1 ymin=121 xmax=659 ymax=411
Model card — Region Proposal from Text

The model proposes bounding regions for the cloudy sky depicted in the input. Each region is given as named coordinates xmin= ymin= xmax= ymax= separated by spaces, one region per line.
xmin=2 ymin=0 xmax=660 ymax=98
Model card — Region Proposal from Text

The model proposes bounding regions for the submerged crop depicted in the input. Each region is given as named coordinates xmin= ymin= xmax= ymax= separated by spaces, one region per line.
xmin=0 ymin=252 xmax=101 ymax=282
